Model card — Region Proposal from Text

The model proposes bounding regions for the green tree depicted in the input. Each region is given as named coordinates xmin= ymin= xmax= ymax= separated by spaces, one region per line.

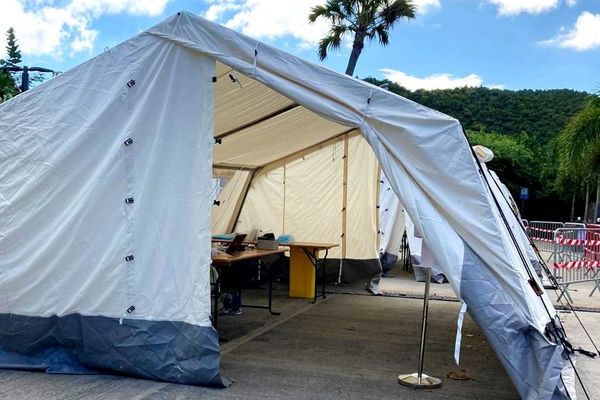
xmin=0 ymin=28 xmax=22 ymax=102
xmin=309 ymin=0 xmax=415 ymax=76
xmin=557 ymin=95 xmax=600 ymax=220
xmin=466 ymin=129 xmax=535 ymax=195
xmin=4 ymin=27 xmax=22 ymax=65
xmin=557 ymin=96 xmax=600 ymax=179
xmin=0 ymin=70 xmax=18 ymax=101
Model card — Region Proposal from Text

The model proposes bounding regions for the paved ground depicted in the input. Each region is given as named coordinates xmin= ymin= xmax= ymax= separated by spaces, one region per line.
xmin=1 ymin=269 xmax=598 ymax=400
xmin=1 ymin=293 xmax=519 ymax=400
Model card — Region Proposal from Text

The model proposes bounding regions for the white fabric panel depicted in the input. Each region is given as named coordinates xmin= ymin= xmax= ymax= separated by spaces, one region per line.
xmin=213 ymin=106 xmax=349 ymax=167
xmin=214 ymin=66 xmax=294 ymax=136
xmin=235 ymin=162 xmax=285 ymax=236
xmin=379 ymin=175 xmax=405 ymax=255
xmin=212 ymin=170 xmax=252 ymax=234
xmin=345 ymin=133 xmax=379 ymax=259
xmin=283 ymin=138 xmax=344 ymax=259
xmin=0 ymin=35 xmax=214 ymax=326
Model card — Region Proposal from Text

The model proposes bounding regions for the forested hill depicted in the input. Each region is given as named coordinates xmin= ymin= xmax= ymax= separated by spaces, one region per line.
xmin=364 ymin=77 xmax=589 ymax=143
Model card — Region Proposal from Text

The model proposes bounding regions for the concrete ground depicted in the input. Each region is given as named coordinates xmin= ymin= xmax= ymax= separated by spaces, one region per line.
xmin=1 ymin=268 xmax=598 ymax=400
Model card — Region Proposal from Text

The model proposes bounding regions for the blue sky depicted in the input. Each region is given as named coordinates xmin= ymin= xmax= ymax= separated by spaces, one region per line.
xmin=1 ymin=0 xmax=599 ymax=92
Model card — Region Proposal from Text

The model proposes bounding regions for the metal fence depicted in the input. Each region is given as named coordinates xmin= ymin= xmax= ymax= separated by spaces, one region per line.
xmin=552 ymin=227 xmax=600 ymax=303
xmin=527 ymin=221 xmax=564 ymax=252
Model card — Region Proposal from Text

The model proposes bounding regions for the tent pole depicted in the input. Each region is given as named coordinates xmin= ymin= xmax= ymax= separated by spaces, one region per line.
xmin=398 ymin=268 xmax=442 ymax=389
xmin=339 ymin=133 xmax=349 ymax=284
xmin=375 ymin=167 xmax=381 ymax=253
xmin=258 ymin=128 xmax=356 ymax=169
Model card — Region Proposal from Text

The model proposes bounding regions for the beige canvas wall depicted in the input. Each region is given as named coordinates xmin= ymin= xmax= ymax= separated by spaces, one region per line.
xmin=218 ymin=131 xmax=379 ymax=261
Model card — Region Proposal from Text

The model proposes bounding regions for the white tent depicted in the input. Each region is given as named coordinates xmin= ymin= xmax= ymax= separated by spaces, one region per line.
xmin=0 ymin=11 xmax=573 ymax=398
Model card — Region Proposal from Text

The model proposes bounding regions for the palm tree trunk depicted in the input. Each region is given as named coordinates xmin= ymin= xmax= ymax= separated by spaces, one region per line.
xmin=570 ymin=191 xmax=576 ymax=222
xmin=583 ymin=182 xmax=590 ymax=222
xmin=345 ymin=31 xmax=365 ymax=76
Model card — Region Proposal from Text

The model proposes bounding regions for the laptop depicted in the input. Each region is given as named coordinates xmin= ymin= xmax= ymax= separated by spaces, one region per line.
xmin=225 ymin=234 xmax=247 ymax=255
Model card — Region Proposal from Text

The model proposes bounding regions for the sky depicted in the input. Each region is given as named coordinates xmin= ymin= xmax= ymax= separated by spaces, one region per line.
xmin=0 ymin=0 xmax=598 ymax=92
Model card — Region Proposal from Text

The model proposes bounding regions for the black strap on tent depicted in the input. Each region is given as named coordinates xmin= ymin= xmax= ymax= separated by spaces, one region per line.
xmin=547 ymin=322 xmax=598 ymax=358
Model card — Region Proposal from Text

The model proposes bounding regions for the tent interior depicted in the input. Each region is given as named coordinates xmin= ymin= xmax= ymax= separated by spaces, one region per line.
xmin=211 ymin=61 xmax=382 ymax=283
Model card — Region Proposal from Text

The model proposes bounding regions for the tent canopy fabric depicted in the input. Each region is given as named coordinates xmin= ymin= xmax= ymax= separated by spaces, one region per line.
xmin=0 ymin=11 xmax=571 ymax=399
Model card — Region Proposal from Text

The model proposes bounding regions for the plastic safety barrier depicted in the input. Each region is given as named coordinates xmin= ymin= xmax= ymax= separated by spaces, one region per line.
xmin=552 ymin=227 xmax=600 ymax=303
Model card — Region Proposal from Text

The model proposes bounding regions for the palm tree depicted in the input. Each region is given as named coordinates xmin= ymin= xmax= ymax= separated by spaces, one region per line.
xmin=558 ymin=95 xmax=600 ymax=221
xmin=309 ymin=0 xmax=416 ymax=76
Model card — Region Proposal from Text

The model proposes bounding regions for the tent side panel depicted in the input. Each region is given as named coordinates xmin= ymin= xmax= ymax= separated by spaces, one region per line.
xmin=0 ymin=34 xmax=225 ymax=386
xmin=283 ymin=137 xmax=344 ymax=259
xmin=236 ymin=161 xmax=285 ymax=235
xmin=340 ymin=133 xmax=381 ymax=282
xmin=345 ymin=132 xmax=379 ymax=260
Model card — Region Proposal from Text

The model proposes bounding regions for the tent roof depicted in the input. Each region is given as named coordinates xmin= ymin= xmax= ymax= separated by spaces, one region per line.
xmin=213 ymin=62 xmax=352 ymax=169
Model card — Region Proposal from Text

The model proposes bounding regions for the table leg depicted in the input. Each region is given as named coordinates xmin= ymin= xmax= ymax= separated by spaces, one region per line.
xmin=240 ymin=260 xmax=280 ymax=315
xmin=321 ymin=249 xmax=329 ymax=301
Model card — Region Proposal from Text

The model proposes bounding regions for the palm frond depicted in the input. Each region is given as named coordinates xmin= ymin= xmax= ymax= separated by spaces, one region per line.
xmin=379 ymin=0 xmax=416 ymax=26
xmin=374 ymin=24 xmax=389 ymax=45
xmin=558 ymin=98 xmax=600 ymax=178
xmin=318 ymin=29 xmax=345 ymax=60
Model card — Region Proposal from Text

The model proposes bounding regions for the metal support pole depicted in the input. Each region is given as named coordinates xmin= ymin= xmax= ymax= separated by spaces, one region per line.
xmin=398 ymin=268 xmax=442 ymax=389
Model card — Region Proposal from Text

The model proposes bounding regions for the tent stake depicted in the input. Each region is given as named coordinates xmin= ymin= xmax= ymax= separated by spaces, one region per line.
xmin=398 ymin=268 xmax=442 ymax=389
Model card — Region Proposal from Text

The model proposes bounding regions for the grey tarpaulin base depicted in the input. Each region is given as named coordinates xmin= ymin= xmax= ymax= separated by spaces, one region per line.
xmin=459 ymin=246 xmax=569 ymax=399
xmin=0 ymin=313 xmax=229 ymax=387
xmin=323 ymin=258 xmax=381 ymax=283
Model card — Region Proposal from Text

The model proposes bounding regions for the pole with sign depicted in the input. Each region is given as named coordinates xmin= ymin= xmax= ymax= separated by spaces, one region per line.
xmin=520 ymin=187 xmax=528 ymax=217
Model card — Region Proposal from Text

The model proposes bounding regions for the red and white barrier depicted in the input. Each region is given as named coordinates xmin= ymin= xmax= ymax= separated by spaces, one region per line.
xmin=553 ymin=260 xmax=600 ymax=269
xmin=552 ymin=227 xmax=600 ymax=303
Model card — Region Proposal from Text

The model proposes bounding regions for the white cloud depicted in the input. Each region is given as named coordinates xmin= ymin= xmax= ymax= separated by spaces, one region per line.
xmin=487 ymin=0 xmax=575 ymax=16
xmin=540 ymin=11 xmax=600 ymax=51
xmin=203 ymin=0 xmax=330 ymax=46
xmin=380 ymin=68 xmax=504 ymax=90
xmin=203 ymin=0 xmax=440 ymax=48
xmin=0 ymin=0 xmax=171 ymax=58
xmin=414 ymin=0 xmax=441 ymax=14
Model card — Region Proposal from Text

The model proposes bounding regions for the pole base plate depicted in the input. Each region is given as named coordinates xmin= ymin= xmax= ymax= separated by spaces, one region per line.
xmin=398 ymin=373 xmax=442 ymax=389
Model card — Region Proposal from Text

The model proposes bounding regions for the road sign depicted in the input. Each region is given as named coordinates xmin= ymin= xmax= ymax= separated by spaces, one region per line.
xmin=520 ymin=187 xmax=529 ymax=200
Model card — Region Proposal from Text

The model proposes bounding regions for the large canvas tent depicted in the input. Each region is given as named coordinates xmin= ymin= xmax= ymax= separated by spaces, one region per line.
xmin=0 ymin=11 xmax=574 ymax=398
